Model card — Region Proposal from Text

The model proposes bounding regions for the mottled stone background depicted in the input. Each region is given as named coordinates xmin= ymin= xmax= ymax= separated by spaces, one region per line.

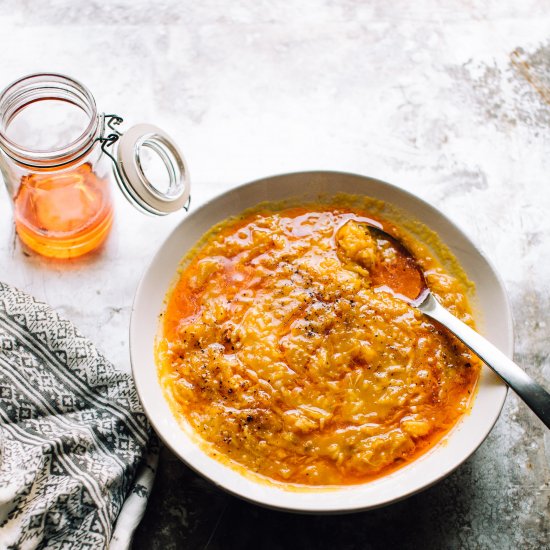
xmin=0 ymin=1 xmax=548 ymax=548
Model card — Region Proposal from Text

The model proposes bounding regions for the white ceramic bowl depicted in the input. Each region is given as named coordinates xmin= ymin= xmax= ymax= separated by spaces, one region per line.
xmin=130 ymin=171 xmax=511 ymax=512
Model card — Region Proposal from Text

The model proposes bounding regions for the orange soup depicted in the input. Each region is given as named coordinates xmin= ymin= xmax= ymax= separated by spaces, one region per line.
xmin=157 ymin=201 xmax=480 ymax=485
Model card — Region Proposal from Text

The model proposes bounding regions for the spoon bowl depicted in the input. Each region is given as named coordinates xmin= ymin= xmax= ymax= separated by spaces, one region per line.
xmin=360 ymin=223 xmax=430 ymax=306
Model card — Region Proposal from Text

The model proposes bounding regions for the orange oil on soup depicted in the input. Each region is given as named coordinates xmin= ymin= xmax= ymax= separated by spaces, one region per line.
xmin=156 ymin=203 xmax=480 ymax=486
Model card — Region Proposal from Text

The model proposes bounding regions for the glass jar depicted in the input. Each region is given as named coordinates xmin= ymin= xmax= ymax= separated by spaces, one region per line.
xmin=0 ymin=73 xmax=190 ymax=259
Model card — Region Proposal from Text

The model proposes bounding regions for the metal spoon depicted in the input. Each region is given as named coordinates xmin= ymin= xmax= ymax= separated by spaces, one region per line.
xmin=366 ymin=225 xmax=550 ymax=429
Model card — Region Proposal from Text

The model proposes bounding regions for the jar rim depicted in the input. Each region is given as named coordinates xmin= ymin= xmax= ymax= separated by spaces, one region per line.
xmin=0 ymin=73 xmax=100 ymax=167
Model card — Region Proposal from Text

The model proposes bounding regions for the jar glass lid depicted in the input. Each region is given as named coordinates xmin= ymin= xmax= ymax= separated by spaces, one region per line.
xmin=113 ymin=123 xmax=190 ymax=216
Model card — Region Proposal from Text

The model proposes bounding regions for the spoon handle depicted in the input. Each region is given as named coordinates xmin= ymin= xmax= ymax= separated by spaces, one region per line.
xmin=418 ymin=292 xmax=550 ymax=429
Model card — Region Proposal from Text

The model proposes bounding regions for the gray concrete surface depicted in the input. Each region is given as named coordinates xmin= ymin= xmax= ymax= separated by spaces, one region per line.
xmin=0 ymin=1 xmax=548 ymax=548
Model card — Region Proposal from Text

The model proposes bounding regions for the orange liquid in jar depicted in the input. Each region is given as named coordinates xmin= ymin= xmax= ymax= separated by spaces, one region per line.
xmin=14 ymin=163 xmax=114 ymax=259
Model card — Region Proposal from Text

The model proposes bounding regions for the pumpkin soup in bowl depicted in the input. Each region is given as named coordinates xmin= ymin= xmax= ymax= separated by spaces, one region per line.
xmin=156 ymin=198 xmax=480 ymax=486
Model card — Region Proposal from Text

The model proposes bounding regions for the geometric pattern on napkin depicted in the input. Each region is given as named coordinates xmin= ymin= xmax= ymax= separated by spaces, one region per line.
xmin=0 ymin=282 xmax=156 ymax=549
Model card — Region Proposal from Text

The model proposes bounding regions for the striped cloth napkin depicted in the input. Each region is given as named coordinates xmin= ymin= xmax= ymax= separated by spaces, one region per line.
xmin=0 ymin=282 xmax=158 ymax=549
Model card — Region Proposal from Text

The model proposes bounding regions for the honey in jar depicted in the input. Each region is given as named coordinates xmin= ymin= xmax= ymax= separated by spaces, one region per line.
xmin=14 ymin=163 xmax=113 ymax=259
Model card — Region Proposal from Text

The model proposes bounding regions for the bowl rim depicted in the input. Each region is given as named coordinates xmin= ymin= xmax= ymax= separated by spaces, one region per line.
xmin=130 ymin=170 xmax=512 ymax=513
